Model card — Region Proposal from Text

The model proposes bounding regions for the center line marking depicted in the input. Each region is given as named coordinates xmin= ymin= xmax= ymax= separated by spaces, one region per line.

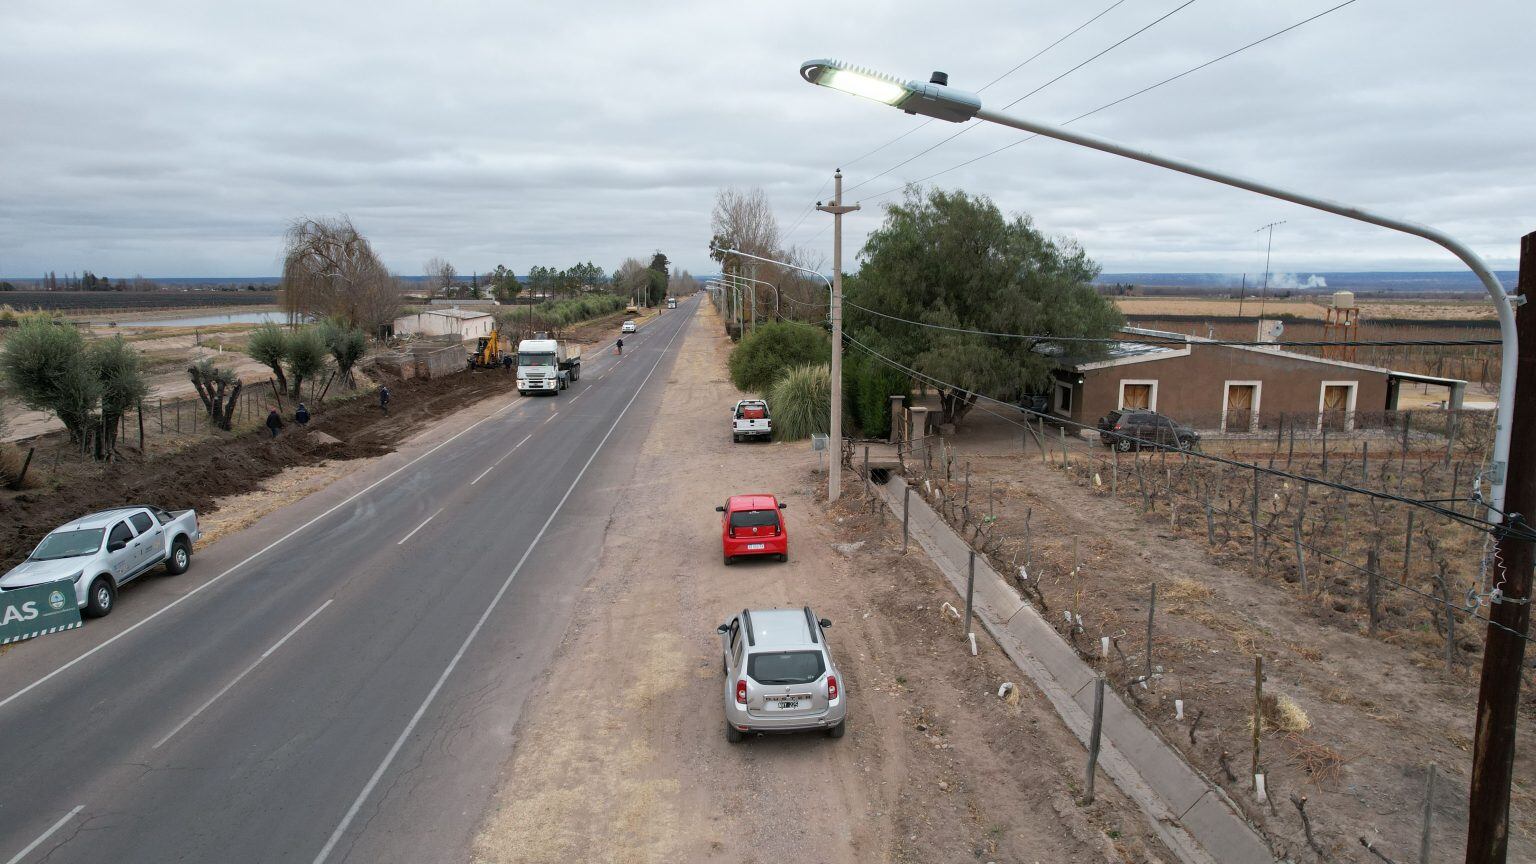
xmin=154 ymin=599 xmax=334 ymax=749
xmin=569 ymin=391 xmax=583 ymax=403
xmin=471 ymin=434 xmax=533 ymax=484
xmin=544 ymin=412 xmax=559 ymax=424
xmin=5 ymin=805 xmax=85 ymax=864
xmin=397 ymin=508 xmax=445 ymax=546
xmin=312 ymin=295 xmax=693 ymax=864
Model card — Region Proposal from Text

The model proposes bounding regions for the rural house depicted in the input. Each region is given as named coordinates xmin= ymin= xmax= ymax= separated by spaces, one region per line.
xmin=391 ymin=307 xmax=495 ymax=342
xmin=1045 ymin=327 xmax=1467 ymax=433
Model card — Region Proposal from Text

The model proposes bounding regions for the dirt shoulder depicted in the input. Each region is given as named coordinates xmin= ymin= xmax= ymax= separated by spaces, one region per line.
xmin=470 ymin=301 xmax=1170 ymax=863
xmin=906 ymin=408 xmax=1534 ymax=863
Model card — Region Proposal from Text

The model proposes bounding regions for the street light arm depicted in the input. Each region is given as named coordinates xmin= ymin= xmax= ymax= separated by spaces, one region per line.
xmin=972 ymin=105 xmax=1517 ymax=507
xmin=718 ymin=272 xmax=782 ymax=319
xmin=711 ymin=246 xmax=833 ymax=289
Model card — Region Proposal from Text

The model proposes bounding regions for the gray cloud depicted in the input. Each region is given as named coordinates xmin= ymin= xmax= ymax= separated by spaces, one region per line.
xmin=1 ymin=0 xmax=1531 ymax=279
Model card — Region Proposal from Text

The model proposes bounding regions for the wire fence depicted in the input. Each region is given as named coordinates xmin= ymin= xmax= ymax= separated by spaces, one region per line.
xmin=848 ymin=428 xmax=1493 ymax=862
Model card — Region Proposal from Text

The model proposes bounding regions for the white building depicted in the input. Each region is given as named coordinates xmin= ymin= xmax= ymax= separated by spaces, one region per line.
xmin=392 ymin=307 xmax=494 ymax=341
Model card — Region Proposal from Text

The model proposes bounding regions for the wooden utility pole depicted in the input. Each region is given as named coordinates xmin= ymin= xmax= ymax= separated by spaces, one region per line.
xmin=1465 ymin=230 xmax=1536 ymax=864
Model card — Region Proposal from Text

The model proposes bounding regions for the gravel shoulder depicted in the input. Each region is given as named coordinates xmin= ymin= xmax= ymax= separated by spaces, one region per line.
xmin=470 ymin=302 xmax=1172 ymax=864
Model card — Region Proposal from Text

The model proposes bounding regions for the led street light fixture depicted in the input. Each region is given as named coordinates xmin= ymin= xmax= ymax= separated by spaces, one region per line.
xmin=799 ymin=59 xmax=980 ymax=123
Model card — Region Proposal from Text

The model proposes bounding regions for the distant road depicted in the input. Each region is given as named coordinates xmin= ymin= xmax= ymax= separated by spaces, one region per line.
xmin=0 ymin=296 xmax=698 ymax=864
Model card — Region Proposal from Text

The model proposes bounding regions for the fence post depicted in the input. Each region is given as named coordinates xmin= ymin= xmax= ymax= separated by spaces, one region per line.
xmin=1402 ymin=510 xmax=1416 ymax=584
xmin=863 ymin=446 xmax=870 ymax=496
xmin=1252 ymin=655 xmax=1264 ymax=791
xmin=1059 ymin=427 xmax=1068 ymax=467
xmin=1146 ymin=582 xmax=1156 ymax=685
xmin=1111 ymin=447 xmax=1119 ymax=495
xmin=1251 ymin=466 xmax=1261 ymax=576
xmin=175 ymin=400 xmax=181 ymax=433
xmin=902 ymin=484 xmax=911 ymax=554
xmin=158 ymin=398 xmax=164 ymax=433
xmin=1419 ymin=762 xmax=1437 ymax=864
xmin=1362 ymin=441 xmax=1369 ymax=482
xmin=963 ymin=550 xmax=976 ymax=640
xmin=1084 ymin=676 xmax=1105 ymax=804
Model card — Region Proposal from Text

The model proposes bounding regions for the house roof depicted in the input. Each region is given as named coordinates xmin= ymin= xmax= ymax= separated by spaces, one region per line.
xmin=1123 ymin=326 xmax=1397 ymax=374
xmin=425 ymin=308 xmax=492 ymax=321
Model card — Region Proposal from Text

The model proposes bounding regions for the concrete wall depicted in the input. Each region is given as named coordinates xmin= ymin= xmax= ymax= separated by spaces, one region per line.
xmin=1066 ymin=344 xmax=1390 ymax=431
xmin=393 ymin=312 xmax=493 ymax=341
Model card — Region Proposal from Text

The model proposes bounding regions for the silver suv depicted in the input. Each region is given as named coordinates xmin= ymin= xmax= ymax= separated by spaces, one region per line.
xmin=717 ymin=607 xmax=846 ymax=742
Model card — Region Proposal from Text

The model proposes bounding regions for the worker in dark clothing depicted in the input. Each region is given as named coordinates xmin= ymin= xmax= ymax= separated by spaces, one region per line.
xmin=379 ymin=386 xmax=392 ymax=415
xmin=502 ymin=354 xmax=513 ymax=373
xmin=265 ymin=408 xmax=284 ymax=438
xmin=615 ymin=338 xmax=624 ymax=355
xmin=295 ymin=403 xmax=311 ymax=426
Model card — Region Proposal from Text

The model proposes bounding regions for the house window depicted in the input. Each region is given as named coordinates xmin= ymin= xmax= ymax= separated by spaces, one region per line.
xmin=1053 ymin=381 xmax=1074 ymax=415
xmin=1318 ymin=381 xmax=1358 ymax=432
xmin=1222 ymin=381 xmax=1262 ymax=433
xmin=1118 ymin=379 xmax=1158 ymax=411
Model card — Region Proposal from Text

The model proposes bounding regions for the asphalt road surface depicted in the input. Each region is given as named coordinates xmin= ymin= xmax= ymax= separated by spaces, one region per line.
xmin=0 ymin=297 xmax=699 ymax=863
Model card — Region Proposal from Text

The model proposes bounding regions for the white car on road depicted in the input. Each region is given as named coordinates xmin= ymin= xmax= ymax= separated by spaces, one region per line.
xmin=0 ymin=506 xmax=201 ymax=618
xmin=621 ymin=320 xmax=637 ymax=333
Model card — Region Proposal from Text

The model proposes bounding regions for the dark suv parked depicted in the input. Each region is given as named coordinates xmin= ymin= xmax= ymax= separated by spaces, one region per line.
xmin=1097 ymin=409 xmax=1200 ymax=451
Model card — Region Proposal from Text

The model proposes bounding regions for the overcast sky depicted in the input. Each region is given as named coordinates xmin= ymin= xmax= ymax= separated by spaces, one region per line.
xmin=1 ymin=0 xmax=1531 ymax=279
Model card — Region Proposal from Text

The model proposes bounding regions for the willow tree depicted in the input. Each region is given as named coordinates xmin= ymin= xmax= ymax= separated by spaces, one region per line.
xmin=279 ymin=216 xmax=400 ymax=332
xmin=846 ymin=187 xmax=1123 ymax=426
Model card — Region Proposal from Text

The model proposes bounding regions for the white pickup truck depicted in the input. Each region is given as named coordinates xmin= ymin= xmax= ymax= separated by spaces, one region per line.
xmin=0 ymin=506 xmax=201 ymax=619
xmin=731 ymin=399 xmax=772 ymax=443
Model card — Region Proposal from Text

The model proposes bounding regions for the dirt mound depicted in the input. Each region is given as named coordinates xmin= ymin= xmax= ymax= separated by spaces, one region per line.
xmin=0 ymin=368 xmax=518 ymax=570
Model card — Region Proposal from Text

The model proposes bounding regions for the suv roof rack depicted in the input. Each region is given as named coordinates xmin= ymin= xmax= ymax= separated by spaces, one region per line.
xmin=742 ymin=609 xmax=755 ymax=646
xmin=803 ymin=606 xmax=819 ymax=643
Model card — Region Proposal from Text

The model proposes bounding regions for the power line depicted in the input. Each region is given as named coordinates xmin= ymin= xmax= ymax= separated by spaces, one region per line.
xmin=843 ymin=333 xmax=1536 ymax=644
xmin=843 ymin=0 xmax=1198 ymax=196
xmin=858 ymin=0 xmax=1364 ymax=204
xmin=843 ymin=298 xmax=1499 ymax=348
xmin=839 ymin=0 xmax=1135 ymax=173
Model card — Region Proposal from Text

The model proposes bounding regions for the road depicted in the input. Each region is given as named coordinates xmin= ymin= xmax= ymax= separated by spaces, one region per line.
xmin=0 ymin=297 xmax=698 ymax=863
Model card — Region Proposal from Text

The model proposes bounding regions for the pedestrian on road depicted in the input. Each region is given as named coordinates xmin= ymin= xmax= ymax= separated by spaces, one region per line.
xmin=502 ymin=354 xmax=513 ymax=373
xmin=295 ymin=403 xmax=310 ymax=427
xmin=265 ymin=408 xmax=284 ymax=438
xmin=379 ymin=386 xmax=392 ymax=415
xmin=615 ymin=338 xmax=624 ymax=356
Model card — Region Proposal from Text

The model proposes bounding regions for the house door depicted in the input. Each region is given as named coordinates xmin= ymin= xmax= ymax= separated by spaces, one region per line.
xmin=1122 ymin=383 xmax=1152 ymax=410
xmin=1225 ymin=384 xmax=1257 ymax=432
xmin=1321 ymin=384 xmax=1355 ymax=431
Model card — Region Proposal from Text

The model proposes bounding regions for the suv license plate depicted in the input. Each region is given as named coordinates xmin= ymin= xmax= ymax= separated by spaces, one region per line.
xmin=747 ymin=543 xmax=765 ymax=550
xmin=766 ymin=696 xmax=810 ymax=710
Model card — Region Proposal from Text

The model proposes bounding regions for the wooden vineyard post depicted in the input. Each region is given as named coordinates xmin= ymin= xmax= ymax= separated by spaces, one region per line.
xmin=1145 ymin=583 xmax=1156 ymax=685
xmin=1251 ymin=466 xmax=1261 ymax=576
xmin=1252 ymin=655 xmax=1264 ymax=791
xmin=1402 ymin=510 xmax=1416 ymax=585
xmin=1084 ymin=676 xmax=1105 ymax=804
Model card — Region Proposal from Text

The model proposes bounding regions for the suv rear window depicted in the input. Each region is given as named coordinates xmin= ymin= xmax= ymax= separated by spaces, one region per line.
xmin=730 ymin=509 xmax=780 ymax=529
xmin=748 ymin=650 xmax=826 ymax=685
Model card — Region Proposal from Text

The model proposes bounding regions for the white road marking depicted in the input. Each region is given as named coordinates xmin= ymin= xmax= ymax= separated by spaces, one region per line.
xmin=4 ymin=805 xmax=84 ymax=864
xmin=469 ymin=433 xmax=533 ymax=485
xmin=153 ymin=599 xmax=335 ymax=749
xmin=544 ymin=412 xmax=559 ymax=424
xmin=569 ymin=391 xmax=583 ymax=404
xmin=0 ymin=394 xmax=522 ymax=715
xmin=312 ymin=302 xmax=692 ymax=864
xmin=396 ymin=508 xmax=445 ymax=547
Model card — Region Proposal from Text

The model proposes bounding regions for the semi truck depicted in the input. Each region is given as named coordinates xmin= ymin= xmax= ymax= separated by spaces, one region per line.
xmin=516 ymin=334 xmax=581 ymax=395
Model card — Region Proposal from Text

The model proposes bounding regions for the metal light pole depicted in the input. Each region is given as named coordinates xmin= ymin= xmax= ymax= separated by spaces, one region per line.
xmin=818 ymin=171 xmax=860 ymax=503
xmin=800 ymin=57 xmax=1525 ymax=863
xmin=719 ymin=273 xmax=781 ymax=326
xmin=797 ymin=58 xmax=1517 ymax=515
xmin=712 ymin=244 xmax=843 ymax=502
xmin=1255 ymin=220 xmax=1286 ymax=320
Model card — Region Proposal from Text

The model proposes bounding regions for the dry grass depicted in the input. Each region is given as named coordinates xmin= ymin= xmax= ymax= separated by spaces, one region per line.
xmin=1113 ymin=296 xmax=1496 ymax=321
xmin=1162 ymin=577 xmax=1214 ymax=606
xmin=1284 ymin=734 xmax=1351 ymax=787
xmin=1256 ymin=692 xmax=1313 ymax=735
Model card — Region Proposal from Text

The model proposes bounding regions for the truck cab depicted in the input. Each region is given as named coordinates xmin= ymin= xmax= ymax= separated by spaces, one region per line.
xmin=516 ymin=336 xmax=581 ymax=395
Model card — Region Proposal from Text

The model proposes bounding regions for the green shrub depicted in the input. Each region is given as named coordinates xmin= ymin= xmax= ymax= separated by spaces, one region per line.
xmin=1 ymin=317 xmax=95 ymax=438
xmin=320 ymin=318 xmax=367 ymax=387
xmin=843 ymin=352 xmax=910 ymax=439
xmin=729 ymin=322 xmax=829 ymax=393
xmin=768 ymin=363 xmax=833 ymax=441
xmin=284 ymin=327 xmax=329 ymax=398
xmin=248 ymin=323 xmax=291 ymax=394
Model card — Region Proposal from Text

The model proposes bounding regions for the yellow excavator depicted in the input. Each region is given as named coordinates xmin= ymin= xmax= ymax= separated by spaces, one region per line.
xmin=469 ymin=328 xmax=505 ymax=368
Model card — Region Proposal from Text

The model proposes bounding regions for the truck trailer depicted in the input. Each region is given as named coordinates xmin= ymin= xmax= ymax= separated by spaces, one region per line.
xmin=516 ymin=335 xmax=581 ymax=395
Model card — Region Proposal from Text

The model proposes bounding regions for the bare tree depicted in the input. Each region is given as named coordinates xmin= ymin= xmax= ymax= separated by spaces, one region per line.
xmin=279 ymin=216 xmax=400 ymax=333
xmin=423 ymin=257 xmax=457 ymax=299
xmin=613 ymin=258 xmax=650 ymax=304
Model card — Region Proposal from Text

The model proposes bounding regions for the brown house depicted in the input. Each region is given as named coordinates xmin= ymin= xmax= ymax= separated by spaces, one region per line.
xmin=1046 ymin=327 xmax=1463 ymax=434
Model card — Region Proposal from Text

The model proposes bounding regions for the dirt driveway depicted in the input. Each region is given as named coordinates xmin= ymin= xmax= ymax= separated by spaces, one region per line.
xmin=471 ymin=302 xmax=1171 ymax=863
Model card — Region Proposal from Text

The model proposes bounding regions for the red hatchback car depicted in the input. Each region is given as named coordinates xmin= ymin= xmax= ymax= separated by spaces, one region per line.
xmin=716 ymin=494 xmax=789 ymax=565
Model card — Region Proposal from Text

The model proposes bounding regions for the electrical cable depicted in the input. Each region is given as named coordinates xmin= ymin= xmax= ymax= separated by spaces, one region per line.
xmin=843 ymin=0 xmax=1198 ymax=196
xmin=845 ymin=334 xmax=1536 ymax=643
xmin=842 ymin=298 xmax=1499 ymax=348
xmin=857 ymin=0 xmax=1365 ymax=204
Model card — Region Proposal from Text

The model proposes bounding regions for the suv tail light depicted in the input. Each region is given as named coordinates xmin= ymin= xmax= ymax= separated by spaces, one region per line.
xmin=735 ymin=680 xmax=748 ymax=705
xmin=826 ymin=675 xmax=838 ymax=700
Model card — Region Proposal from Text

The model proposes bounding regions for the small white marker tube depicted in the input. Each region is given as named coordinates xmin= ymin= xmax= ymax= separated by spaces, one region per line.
xmin=1175 ymin=699 xmax=1185 ymax=720
xmin=1100 ymin=636 xmax=1111 ymax=657
xmin=969 ymin=633 xmax=978 ymax=656
xmin=1255 ymin=773 xmax=1268 ymax=803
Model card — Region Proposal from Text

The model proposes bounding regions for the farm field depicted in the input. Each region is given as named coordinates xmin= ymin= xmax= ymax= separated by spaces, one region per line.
xmin=0 ymin=289 xmax=278 ymax=316
xmin=1114 ymin=295 xmax=1497 ymax=322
